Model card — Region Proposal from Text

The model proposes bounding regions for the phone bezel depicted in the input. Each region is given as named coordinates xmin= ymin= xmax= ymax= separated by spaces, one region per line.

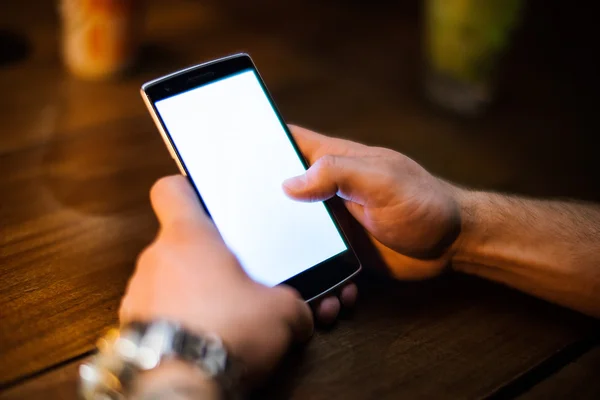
xmin=141 ymin=53 xmax=361 ymax=302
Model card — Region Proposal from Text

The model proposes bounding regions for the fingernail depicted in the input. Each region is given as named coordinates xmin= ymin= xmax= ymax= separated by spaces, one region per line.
xmin=282 ymin=175 xmax=306 ymax=191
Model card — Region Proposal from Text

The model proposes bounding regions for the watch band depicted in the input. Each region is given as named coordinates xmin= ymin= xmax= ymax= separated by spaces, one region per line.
xmin=79 ymin=320 xmax=242 ymax=399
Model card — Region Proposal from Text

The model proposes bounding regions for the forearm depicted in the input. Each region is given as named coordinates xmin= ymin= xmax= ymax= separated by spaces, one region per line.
xmin=452 ymin=190 xmax=600 ymax=318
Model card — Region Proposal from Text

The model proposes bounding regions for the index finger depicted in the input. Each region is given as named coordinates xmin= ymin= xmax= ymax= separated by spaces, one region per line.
xmin=287 ymin=124 xmax=370 ymax=165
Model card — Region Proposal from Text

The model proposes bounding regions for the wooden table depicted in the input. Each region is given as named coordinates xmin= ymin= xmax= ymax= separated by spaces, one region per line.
xmin=1 ymin=0 xmax=599 ymax=398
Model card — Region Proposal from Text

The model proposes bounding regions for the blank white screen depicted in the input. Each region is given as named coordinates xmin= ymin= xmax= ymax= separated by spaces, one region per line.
xmin=155 ymin=70 xmax=347 ymax=286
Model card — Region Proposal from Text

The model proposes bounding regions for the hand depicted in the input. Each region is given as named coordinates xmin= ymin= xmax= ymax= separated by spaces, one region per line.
xmin=283 ymin=125 xmax=462 ymax=279
xmin=119 ymin=175 xmax=313 ymax=383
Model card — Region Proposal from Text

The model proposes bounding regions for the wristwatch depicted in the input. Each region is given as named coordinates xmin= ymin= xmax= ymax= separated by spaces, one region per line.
xmin=79 ymin=320 xmax=241 ymax=399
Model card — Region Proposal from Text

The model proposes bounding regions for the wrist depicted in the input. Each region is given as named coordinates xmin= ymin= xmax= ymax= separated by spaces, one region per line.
xmin=447 ymin=186 xmax=480 ymax=267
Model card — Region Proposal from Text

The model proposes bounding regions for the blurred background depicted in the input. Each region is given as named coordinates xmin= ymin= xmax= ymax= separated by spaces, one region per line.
xmin=1 ymin=0 xmax=598 ymax=201
xmin=1 ymin=0 xmax=600 ymax=396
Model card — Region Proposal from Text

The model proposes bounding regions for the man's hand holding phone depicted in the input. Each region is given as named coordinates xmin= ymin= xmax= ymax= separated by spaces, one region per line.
xmin=285 ymin=125 xmax=462 ymax=280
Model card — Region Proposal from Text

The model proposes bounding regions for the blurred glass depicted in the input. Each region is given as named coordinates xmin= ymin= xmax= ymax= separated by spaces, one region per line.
xmin=59 ymin=0 xmax=144 ymax=80
xmin=424 ymin=0 xmax=523 ymax=115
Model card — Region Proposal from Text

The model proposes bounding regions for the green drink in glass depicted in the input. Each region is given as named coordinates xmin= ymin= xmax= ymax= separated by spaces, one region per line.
xmin=424 ymin=0 xmax=523 ymax=115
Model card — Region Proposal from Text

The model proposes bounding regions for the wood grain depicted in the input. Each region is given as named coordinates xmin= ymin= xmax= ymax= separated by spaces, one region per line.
xmin=519 ymin=346 xmax=600 ymax=400
xmin=0 ymin=116 xmax=177 ymax=384
xmin=1 ymin=0 xmax=599 ymax=397
xmin=1 ymin=275 xmax=597 ymax=399
xmin=0 ymin=358 xmax=83 ymax=400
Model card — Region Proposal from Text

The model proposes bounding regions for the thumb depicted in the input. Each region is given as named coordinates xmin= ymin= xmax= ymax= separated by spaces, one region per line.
xmin=282 ymin=155 xmax=370 ymax=204
xmin=150 ymin=175 xmax=218 ymax=236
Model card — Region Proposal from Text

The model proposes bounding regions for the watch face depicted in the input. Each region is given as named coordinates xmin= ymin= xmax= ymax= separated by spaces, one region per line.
xmin=79 ymin=321 xmax=236 ymax=399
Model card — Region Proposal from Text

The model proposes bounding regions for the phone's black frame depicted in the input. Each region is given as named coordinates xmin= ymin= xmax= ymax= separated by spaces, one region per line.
xmin=141 ymin=53 xmax=361 ymax=301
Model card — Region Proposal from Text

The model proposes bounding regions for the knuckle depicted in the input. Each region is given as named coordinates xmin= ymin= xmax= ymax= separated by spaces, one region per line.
xmin=315 ymin=154 xmax=338 ymax=177
xmin=318 ymin=154 xmax=337 ymax=167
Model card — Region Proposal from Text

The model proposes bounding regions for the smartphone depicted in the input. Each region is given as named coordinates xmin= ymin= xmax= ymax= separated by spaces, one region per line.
xmin=140 ymin=53 xmax=361 ymax=301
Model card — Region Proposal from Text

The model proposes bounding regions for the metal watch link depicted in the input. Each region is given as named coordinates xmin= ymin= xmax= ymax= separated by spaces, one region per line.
xmin=78 ymin=320 xmax=241 ymax=399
